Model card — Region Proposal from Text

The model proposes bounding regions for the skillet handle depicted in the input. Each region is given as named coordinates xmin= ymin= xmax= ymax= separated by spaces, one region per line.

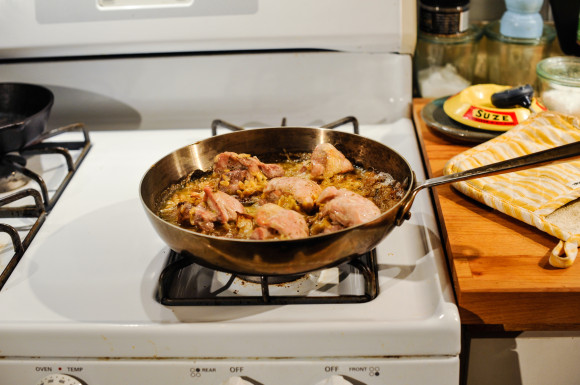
xmin=0 ymin=121 xmax=25 ymax=132
xmin=395 ymin=140 xmax=580 ymax=226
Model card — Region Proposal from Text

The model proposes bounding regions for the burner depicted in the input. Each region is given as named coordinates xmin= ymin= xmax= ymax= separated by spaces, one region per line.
xmin=0 ymin=153 xmax=29 ymax=192
xmin=233 ymin=272 xmax=312 ymax=285
xmin=216 ymin=270 xmax=323 ymax=296
xmin=157 ymin=249 xmax=378 ymax=306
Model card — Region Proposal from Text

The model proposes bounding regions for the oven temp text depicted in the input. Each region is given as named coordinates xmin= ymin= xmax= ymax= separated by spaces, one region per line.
xmin=35 ymin=367 xmax=83 ymax=373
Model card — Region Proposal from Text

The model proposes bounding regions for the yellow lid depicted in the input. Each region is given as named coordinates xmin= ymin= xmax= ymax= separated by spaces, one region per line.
xmin=443 ymin=84 xmax=545 ymax=131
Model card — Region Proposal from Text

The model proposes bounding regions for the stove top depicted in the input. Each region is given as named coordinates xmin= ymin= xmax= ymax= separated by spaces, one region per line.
xmin=0 ymin=3 xmax=459 ymax=381
xmin=0 ymin=118 xmax=459 ymax=361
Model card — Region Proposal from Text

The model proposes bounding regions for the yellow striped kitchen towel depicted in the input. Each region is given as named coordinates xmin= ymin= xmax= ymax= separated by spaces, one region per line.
xmin=443 ymin=111 xmax=580 ymax=268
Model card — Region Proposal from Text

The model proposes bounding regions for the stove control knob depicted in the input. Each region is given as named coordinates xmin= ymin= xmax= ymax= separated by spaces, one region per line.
xmin=37 ymin=374 xmax=86 ymax=385
xmin=315 ymin=375 xmax=360 ymax=385
xmin=219 ymin=376 xmax=255 ymax=385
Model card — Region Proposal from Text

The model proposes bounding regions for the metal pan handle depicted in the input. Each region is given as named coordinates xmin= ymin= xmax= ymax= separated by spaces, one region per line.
xmin=396 ymin=140 xmax=580 ymax=225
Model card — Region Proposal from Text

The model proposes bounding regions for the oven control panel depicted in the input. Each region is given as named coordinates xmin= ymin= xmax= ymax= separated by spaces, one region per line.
xmin=2 ymin=357 xmax=458 ymax=385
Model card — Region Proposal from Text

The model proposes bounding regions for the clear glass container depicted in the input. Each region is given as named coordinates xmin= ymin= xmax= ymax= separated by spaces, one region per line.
xmin=414 ymin=25 xmax=483 ymax=98
xmin=536 ymin=56 xmax=580 ymax=117
xmin=485 ymin=20 xmax=556 ymax=87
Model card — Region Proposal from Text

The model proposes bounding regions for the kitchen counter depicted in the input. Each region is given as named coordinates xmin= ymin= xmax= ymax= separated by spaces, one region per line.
xmin=412 ymin=98 xmax=580 ymax=331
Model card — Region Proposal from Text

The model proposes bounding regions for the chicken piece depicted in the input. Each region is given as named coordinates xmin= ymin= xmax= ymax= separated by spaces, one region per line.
xmin=310 ymin=143 xmax=354 ymax=180
xmin=263 ymin=177 xmax=322 ymax=212
xmin=174 ymin=201 xmax=194 ymax=225
xmin=203 ymin=186 xmax=244 ymax=223
xmin=317 ymin=186 xmax=381 ymax=229
xmin=249 ymin=226 xmax=275 ymax=240
xmin=215 ymin=152 xmax=284 ymax=178
xmin=251 ymin=203 xmax=309 ymax=240
xmin=259 ymin=162 xmax=285 ymax=179
xmin=213 ymin=152 xmax=284 ymax=195
xmin=214 ymin=152 xmax=258 ymax=174
xmin=192 ymin=206 xmax=218 ymax=232
xmin=218 ymin=169 xmax=249 ymax=195
xmin=316 ymin=186 xmax=340 ymax=204
xmin=181 ymin=188 xmax=245 ymax=234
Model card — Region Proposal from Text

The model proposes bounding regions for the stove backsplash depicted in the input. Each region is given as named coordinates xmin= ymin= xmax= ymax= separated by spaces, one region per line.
xmin=0 ymin=52 xmax=413 ymax=130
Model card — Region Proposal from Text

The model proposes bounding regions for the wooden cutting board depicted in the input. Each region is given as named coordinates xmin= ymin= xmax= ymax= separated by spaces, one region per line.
xmin=413 ymin=98 xmax=580 ymax=330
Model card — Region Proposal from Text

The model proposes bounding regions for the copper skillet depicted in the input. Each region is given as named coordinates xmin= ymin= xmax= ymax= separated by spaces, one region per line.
xmin=140 ymin=126 xmax=580 ymax=276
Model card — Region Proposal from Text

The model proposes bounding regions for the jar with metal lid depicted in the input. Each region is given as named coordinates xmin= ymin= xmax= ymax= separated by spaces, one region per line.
xmin=536 ymin=56 xmax=580 ymax=117
xmin=419 ymin=0 xmax=470 ymax=35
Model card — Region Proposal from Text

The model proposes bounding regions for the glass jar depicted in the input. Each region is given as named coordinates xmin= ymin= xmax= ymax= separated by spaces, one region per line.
xmin=414 ymin=25 xmax=483 ymax=98
xmin=536 ymin=56 xmax=580 ymax=117
xmin=485 ymin=20 xmax=556 ymax=88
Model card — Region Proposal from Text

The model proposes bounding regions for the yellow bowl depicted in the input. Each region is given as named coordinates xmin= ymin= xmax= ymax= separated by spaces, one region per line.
xmin=443 ymin=84 xmax=546 ymax=131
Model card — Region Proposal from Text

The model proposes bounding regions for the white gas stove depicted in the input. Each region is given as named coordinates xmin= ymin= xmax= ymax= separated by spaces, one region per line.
xmin=0 ymin=2 xmax=460 ymax=384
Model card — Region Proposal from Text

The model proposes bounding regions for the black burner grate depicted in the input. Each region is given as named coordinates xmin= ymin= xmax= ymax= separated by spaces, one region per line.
xmin=0 ymin=123 xmax=91 ymax=216
xmin=157 ymin=249 xmax=378 ymax=306
xmin=0 ymin=123 xmax=91 ymax=291
xmin=211 ymin=116 xmax=359 ymax=136
xmin=0 ymin=189 xmax=46 ymax=290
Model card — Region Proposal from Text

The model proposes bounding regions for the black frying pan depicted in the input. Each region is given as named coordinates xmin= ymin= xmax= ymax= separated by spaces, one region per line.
xmin=0 ymin=83 xmax=54 ymax=154
xmin=140 ymin=127 xmax=580 ymax=276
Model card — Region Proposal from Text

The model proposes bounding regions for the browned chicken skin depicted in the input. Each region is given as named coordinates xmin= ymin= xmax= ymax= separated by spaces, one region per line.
xmin=263 ymin=176 xmax=322 ymax=212
xmin=310 ymin=143 xmax=354 ymax=180
xmin=203 ymin=186 xmax=244 ymax=223
xmin=213 ymin=152 xmax=284 ymax=195
xmin=251 ymin=203 xmax=309 ymax=240
xmin=316 ymin=186 xmax=381 ymax=229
